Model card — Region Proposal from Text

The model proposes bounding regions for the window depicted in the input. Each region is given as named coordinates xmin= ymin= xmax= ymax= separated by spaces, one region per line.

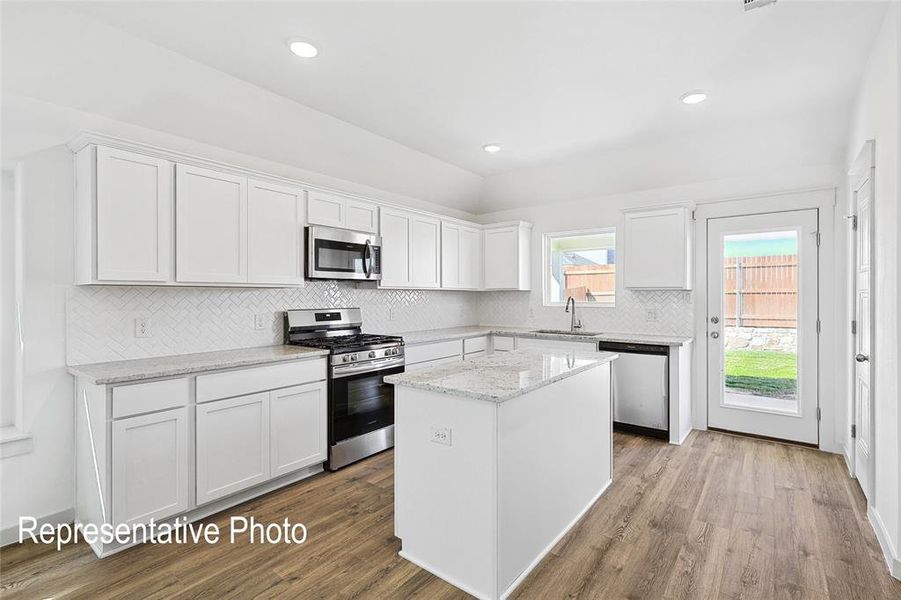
xmin=543 ymin=229 xmax=616 ymax=306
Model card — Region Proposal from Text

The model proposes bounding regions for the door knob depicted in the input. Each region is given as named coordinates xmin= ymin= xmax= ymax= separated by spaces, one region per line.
xmin=855 ymin=353 xmax=869 ymax=363
xmin=710 ymin=316 xmax=719 ymax=324
xmin=710 ymin=332 xmax=720 ymax=339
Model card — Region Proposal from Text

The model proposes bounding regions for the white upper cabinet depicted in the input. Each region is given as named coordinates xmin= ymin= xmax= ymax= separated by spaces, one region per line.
xmin=247 ymin=179 xmax=305 ymax=285
xmin=623 ymin=206 xmax=692 ymax=290
xmin=307 ymin=190 xmax=379 ymax=233
xmin=483 ymin=222 xmax=532 ymax=290
xmin=410 ymin=214 xmax=441 ymax=288
xmin=76 ymin=146 xmax=173 ymax=283
xmin=380 ymin=208 xmax=440 ymax=288
xmin=442 ymin=221 xmax=482 ymax=290
xmin=176 ymin=164 xmax=248 ymax=283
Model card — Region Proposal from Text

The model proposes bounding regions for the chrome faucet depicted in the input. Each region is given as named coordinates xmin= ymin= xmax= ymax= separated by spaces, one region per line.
xmin=565 ymin=296 xmax=582 ymax=332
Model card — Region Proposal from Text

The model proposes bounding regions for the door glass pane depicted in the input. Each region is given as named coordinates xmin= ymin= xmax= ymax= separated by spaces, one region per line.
xmin=723 ymin=231 xmax=799 ymax=414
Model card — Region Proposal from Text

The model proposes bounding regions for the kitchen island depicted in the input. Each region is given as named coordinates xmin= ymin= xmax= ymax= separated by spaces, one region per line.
xmin=386 ymin=349 xmax=618 ymax=600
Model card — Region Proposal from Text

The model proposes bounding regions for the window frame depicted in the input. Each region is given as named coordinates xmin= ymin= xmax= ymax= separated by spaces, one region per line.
xmin=542 ymin=227 xmax=617 ymax=308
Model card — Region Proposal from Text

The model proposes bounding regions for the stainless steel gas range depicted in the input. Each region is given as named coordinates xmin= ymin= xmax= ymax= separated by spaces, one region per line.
xmin=285 ymin=308 xmax=404 ymax=470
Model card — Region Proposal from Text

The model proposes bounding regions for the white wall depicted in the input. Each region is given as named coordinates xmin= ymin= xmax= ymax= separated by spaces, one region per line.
xmin=0 ymin=148 xmax=76 ymax=537
xmin=845 ymin=3 xmax=901 ymax=575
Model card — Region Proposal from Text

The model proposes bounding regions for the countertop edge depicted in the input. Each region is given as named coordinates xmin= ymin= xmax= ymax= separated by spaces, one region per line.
xmin=68 ymin=348 xmax=330 ymax=386
xmin=401 ymin=327 xmax=691 ymax=347
xmin=386 ymin=351 xmax=618 ymax=403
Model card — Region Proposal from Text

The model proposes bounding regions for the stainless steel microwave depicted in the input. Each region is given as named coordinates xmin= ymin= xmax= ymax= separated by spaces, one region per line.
xmin=306 ymin=226 xmax=382 ymax=281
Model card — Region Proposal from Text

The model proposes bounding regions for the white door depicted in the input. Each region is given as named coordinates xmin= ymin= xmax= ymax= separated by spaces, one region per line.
xmin=95 ymin=147 xmax=172 ymax=282
xmin=410 ymin=214 xmax=441 ymax=288
xmin=380 ymin=208 xmax=411 ymax=287
xmin=196 ymin=392 xmax=270 ymax=504
xmin=247 ymin=179 xmax=304 ymax=285
xmin=111 ymin=407 xmax=189 ymax=526
xmin=706 ymin=210 xmax=819 ymax=444
xmin=484 ymin=227 xmax=517 ymax=289
xmin=345 ymin=199 xmax=379 ymax=233
xmin=176 ymin=164 xmax=248 ymax=283
xmin=460 ymin=226 xmax=483 ymax=289
xmin=269 ymin=381 xmax=327 ymax=477
xmin=851 ymin=143 xmax=875 ymax=500
xmin=441 ymin=222 xmax=462 ymax=288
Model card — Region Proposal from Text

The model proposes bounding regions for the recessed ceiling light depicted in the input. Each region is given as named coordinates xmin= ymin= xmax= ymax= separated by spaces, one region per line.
xmin=681 ymin=90 xmax=707 ymax=105
xmin=482 ymin=144 xmax=502 ymax=153
xmin=288 ymin=40 xmax=319 ymax=58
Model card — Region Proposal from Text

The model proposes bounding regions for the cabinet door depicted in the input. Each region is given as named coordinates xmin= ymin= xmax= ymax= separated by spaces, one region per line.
xmin=176 ymin=164 xmax=248 ymax=283
xmin=410 ymin=214 xmax=441 ymax=288
xmin=624 ymin=207 xmax=691 ymax=289
xmin=247 ymin=179 xmax=305 ymax=285
xmin=307 ymin=190 xmax=346 ymax=227
xmin=441 ymin=222 xmax=462 ymax=288
xmin=380 ymin=208 xmax=411 ymax=287
xmin=112 ymin=407 xmax=189 ymax=526
xmin=196 ymin=392 xmax=270 ymax=505
xmin=460 ymin=226 xmax=483 ymax=289
xmin=484 ymin=227 xmax=518 ymax=289
xmin=95 ymin=147 xmax=172 ymax=282
xmin=270 ymin=381 xmax=327 ymax=477
xmin=345 ymin=199 xmax=379 ymax=233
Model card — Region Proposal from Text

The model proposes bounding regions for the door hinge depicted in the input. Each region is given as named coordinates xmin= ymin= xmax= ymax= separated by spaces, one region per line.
xmin=691 ymin=209 xmax=697 ymax=221
xmin=851 ymin=319 xmax=857 ymax=335
xmin=846 ymin=214 xmax=858 ymax=230
xmin=816 ymin=319 xmax=821 ymax=334
xmin=815 ymin=232 xmax=821 ymax=246
xmin=851 ymin=424 xmax=857 ymax=438
xmin=817 ymin=407 xmax=821 ymax=421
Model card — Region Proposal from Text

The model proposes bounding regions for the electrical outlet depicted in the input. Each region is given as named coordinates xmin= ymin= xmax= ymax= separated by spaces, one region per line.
xmin=253 ymin=314 xmax=265 ymax=331
xmin=645 ymin=309 xmax=659 ymax=323
xmin=430 ymin=426 xmax=452 ymax=446
xmin=134 ymin=317 xmax=152 ymax=338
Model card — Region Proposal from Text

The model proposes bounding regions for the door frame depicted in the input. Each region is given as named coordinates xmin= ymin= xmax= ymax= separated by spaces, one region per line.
xmin=847 ymin=140 xmax=876 ymax=501
xmin=693 ymin=188 xmax=838 ymax=452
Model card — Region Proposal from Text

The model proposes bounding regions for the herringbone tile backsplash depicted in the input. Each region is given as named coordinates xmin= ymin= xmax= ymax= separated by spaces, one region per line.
xmin=66 ymin=283 xmax=479 ymax=365
xmin=67 ymin=284 xmax=692 ymax=365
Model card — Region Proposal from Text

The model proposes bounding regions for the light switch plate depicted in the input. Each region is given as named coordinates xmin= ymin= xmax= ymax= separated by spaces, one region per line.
xmin=253 ymin=314 xmax=265 ymax=331
xmin=430 ymin=426 xmax=452 ymax=446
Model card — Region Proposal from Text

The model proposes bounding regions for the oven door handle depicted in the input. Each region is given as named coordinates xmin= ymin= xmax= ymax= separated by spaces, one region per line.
xmin=332 ymin=356 xmax=405 ymax=379
xmin=362 ymin=240 xmax=372 ymax=279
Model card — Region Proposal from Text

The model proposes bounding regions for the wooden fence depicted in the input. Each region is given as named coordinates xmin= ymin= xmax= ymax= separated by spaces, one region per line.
xmin=724 ymin=255 xmax=797 ymax=328
xmin=563 ymin=264 xmax=615 ymax=302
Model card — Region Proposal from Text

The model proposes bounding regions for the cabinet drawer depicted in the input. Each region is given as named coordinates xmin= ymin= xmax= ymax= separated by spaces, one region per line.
xmin=112 ymin=378 xmax=190 ymax=419
xmin=405 ymin=340 xmax=463 ymax=365
xmin=463 ymin=350 xmax=486 ymax=360
xmin=463 ymin=336 xmax=488 ymax=354
xmin=196 ymin=359 xmax=326 ymax=403
xmin=492 ymin=335 xmax=516 ymax=352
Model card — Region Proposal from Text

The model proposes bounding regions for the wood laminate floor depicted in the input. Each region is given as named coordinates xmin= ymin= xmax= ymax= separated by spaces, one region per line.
xmin=2 ymin=431 xmax=899 ymax=599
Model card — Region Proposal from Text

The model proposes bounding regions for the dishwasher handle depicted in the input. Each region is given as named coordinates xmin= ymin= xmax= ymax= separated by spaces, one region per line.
xmin=597 ymin=341 xmax=669 ymax=355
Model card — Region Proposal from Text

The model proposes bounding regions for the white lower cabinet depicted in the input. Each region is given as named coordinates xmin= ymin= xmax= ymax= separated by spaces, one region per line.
xmin=112 ymin=407 xmax=189 ymax=527
xmin=270 ymin=381 xmax=327 ymax=477
xmin=196 ymin=392 xmax=271 ymax=505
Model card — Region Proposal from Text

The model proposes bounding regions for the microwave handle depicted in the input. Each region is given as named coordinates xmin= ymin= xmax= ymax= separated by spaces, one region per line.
xmin=363 ymin=240 xmax=372 ymax=278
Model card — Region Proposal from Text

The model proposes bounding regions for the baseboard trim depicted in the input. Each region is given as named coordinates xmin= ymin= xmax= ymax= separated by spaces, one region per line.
xmin=840 ymin=443 xmax=853 ymax=476
xmin=867 ymin=505 xmax=901 ymax=580
xmin=1 ymin=508 xmax=75 ymax=547
xmin=398 ymin=550 xmax=492 ymax=600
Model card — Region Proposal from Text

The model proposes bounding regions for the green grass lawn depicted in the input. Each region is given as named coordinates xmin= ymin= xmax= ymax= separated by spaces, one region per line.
xmin=725 ymin=350 xmax=797 ymax=398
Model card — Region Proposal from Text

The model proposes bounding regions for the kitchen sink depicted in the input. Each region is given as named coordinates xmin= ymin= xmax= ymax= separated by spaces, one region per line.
xmin=531 ymin=329 xmax=603 ymax=336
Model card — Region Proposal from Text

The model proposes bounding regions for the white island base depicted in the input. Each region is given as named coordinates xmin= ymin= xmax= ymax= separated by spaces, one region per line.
xmin=392 ymin=355 xmax=613 ymax=600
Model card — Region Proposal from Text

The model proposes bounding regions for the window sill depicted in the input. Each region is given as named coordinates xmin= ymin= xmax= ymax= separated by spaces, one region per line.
xmin=0 ymin=426 xmax=34 ymax=458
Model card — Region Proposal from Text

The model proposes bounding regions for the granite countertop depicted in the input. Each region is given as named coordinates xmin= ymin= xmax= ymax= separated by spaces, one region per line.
xmin=68 ymin=345 xmax=330 ymax=385
xmin=398 ymin=325 xmax=692 ymax=347
xmin=385 ymin=349 xmax=618 ymax=402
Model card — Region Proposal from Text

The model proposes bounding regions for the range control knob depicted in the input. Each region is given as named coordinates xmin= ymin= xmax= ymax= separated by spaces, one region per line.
xmin=369 ymin=351 xmax=376 ymax=358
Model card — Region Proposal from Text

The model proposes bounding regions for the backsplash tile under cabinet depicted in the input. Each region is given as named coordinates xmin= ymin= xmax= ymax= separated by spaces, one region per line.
xmin=66 ymin=283 xmax=479 ymax=365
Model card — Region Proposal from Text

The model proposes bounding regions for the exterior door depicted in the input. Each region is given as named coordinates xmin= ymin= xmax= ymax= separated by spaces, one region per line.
xmin=706 ymin=210 xmax=819 ymax=444
xmin=851 ymin=142 xmax=875 ymax=501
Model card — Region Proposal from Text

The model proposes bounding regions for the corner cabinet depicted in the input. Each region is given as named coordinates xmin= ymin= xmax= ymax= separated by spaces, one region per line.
xmin=623 ymin=206 xmax=693 ymax=290
xmin=379 ymin=207 xmax=440 ymax=288
xmin=483 ymin=222 xmax=532 ymax=290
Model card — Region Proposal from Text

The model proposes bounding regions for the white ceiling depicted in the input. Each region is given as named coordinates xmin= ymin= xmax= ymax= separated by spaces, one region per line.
xmin=67 ymin=1 xmax=888 ymax=177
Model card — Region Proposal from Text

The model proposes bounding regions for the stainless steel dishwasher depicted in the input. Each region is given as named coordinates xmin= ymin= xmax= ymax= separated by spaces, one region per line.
xmin=597 ymin=341 xmax=669 ymax=439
